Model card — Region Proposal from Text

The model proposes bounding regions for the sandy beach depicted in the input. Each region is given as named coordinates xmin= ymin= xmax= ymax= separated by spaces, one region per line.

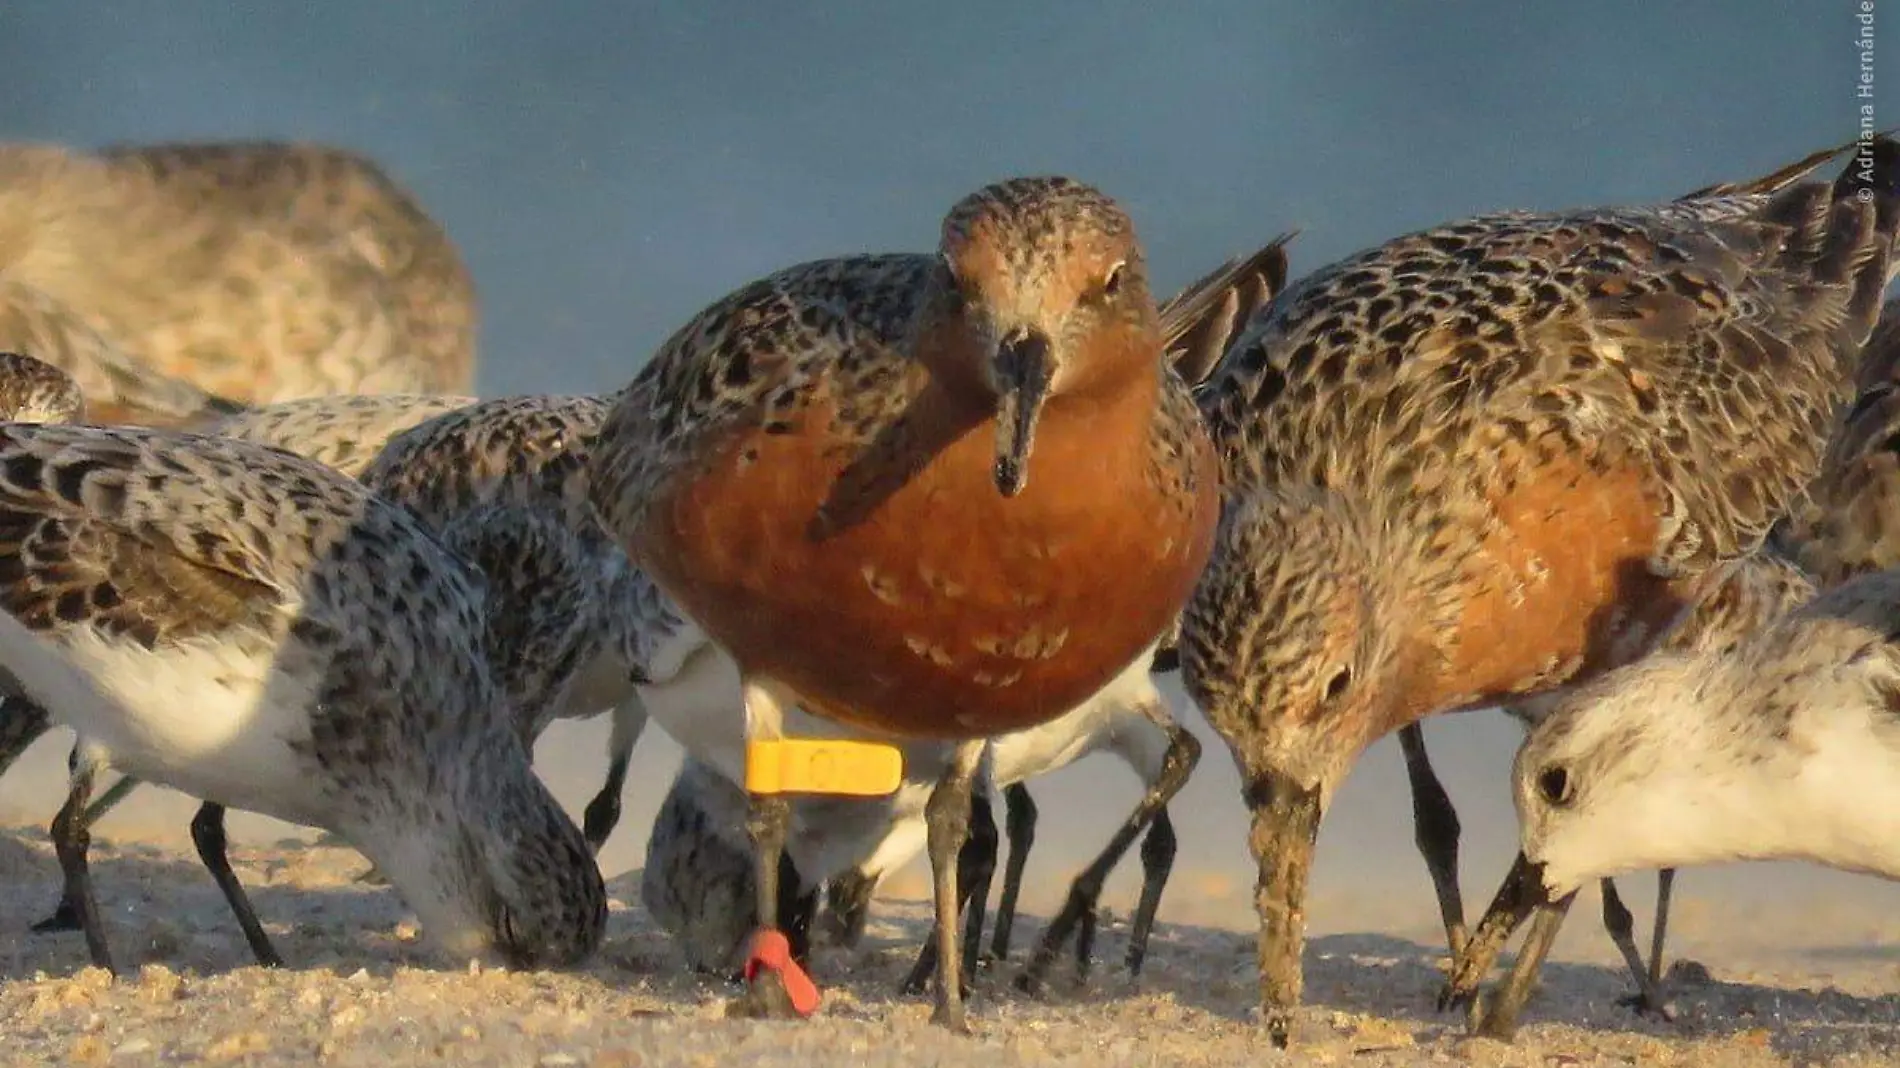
xmin=5 ymin=700 xmax=1900 ymax=1068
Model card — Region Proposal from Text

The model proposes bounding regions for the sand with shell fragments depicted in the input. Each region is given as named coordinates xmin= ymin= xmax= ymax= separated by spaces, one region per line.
xmin=4 ymin=819 xmax=1900 ymax=1068
xmin=6 ymin=704 xmax=1900 ymax=1067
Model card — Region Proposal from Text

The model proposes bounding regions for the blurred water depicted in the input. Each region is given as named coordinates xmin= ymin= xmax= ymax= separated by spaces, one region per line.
xmin=1 ymin=1 xmax=1897 ymax=956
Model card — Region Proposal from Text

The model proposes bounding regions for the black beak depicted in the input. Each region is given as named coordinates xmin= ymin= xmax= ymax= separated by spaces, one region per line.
xmin=991 ymin=327 xmax=1053 ymax=497
xmin=1437 ymin=850 xmax=1557 ymax=1012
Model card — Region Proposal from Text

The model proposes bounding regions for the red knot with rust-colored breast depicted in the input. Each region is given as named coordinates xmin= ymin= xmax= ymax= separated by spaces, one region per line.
xmin=0 ymin=139 xmax=476 ymax=412
xmin=589 ymin=176 xmax=1222 ymax=1029
xmin=1176 ymin=133 xmax=1900 ymax=1046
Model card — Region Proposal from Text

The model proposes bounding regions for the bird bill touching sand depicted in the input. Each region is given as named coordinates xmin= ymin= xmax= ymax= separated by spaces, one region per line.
xmin=1445 ymin=565 xmax=1900 ymax=1038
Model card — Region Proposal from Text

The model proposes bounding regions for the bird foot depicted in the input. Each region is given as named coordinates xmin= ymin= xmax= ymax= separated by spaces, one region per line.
xmin=30 ymin=899 xmax=82 ymax=934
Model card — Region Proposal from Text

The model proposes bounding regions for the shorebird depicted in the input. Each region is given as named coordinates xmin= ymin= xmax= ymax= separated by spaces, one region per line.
xmin=1490 ymin=548 xmax=1817 ymax=1017
xmin=0 ymin=351 xmax=91 ymax=788
xmin=589 ymin=176 xmax=1226 ymax=1029
xmin=0 ymin=419 xmax=605 ymax=974
xmin=3 ymin=389 xmax=488 ymax=932
xmin=1445 ymin=294 xmax=1900 ymax=1034
xmin=0 ymin=139 xmax=476 ymax=412
xmin=1443 ymin=564 xmax=1900 ymax=1037
xmin=1175 ymin=133 xmax=1900 ymax=1045
xmin=40 ymin=225 xmax=1277 ymax=869
xmin=640 ymin=640 xmax=1193 ymax=994
xmin=54 ymin=392 xmax=652 ymax=859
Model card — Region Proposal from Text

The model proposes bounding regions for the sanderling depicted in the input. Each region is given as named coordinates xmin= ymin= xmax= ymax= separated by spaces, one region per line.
xmin=0 ymin=421 xmax=605 ymax=973
xmin=1444 ymin=563 xmax=1900 ymax=1037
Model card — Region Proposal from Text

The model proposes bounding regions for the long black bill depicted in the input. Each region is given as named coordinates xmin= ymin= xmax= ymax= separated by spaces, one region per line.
xmin=1438 ymin=850 xmax=1557 ymax=1012
xmin=991 ymin=327 xmax=1053 ymax=498
xmin=1244 ymin=768 xmax=1323 ymax=1049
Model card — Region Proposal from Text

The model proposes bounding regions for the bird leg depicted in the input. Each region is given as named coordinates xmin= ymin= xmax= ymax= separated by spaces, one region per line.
xmin=903 ymin=785 xmax=997 ymax=996
xmin=730 ymin=681 xmax=802 ymax=1020
xmin=989 ymin=782 xmax=1037 ymax=962
xmin=1018 ymin=721 xmax=1200 ymax=994
xmin=581 ymin=690 xmax=648 ymax=853
xmin=921 ymin=740 xmax=986 ymax=1032
xmin=1608 ymin=870 xmax=1678 ymax=1019
xmin=1398 ymin=723 xmax=1466 ymax=959
xmin=1125 ymin=806 xmax=1179 ymax=978
xmin=49 ymin=754 xmax=114 ymax=973
xmin=190 ymin=801 xmax=284 ymax=967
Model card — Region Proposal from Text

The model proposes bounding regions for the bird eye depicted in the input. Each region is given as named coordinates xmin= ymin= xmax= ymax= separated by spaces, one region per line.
xmin=1537 ymin=764 xmax=1574 ymax=807
xmin=1100 ymin=261 xmax=1126 ymax=299
xmin=1321 ymin=665 xmax=1352 ymax=703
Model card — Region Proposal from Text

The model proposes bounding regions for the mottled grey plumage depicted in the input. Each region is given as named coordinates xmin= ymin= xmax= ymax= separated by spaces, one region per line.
xmin=0 ymin=139 xmax=477 ymax=408
xmin=0 ymin=422 xmax=604 ymax=970
xmin=355 ymin=393 xmax=669 ymax=851
xmin=642 ymin=757 xmax=788 ymax=976
xmin=0 ymin=351 xmax=82 ymax=780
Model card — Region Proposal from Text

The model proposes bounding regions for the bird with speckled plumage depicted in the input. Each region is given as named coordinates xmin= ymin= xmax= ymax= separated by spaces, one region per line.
xmin=19 ymin=391 xmax=657 ymax=919
xmin=1176 ymin=133 xmax=1900 ymax=1045
xmin=0 ymin=139 xmax=476 ymax=417
xmin=589 ymin=175 xmax=1224 ymax=1029
xmin=1 ymin=389 xmax=489 ymax=933
xmin=0 ymin=402 xmax=604 ymax=973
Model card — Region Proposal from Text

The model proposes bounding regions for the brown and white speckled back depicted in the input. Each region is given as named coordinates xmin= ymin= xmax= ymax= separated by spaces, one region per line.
xmin=203 ymin=392 xmax=480 ymax=478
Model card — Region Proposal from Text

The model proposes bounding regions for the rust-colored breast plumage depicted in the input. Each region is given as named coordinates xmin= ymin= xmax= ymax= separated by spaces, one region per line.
xmin=1197 ymin=157 xmax=1896 ymax=715
xmin=599 ymin=256 xmax=1217 ymax=740
xmin=642 ymin=382 xmax=1215 ymax=738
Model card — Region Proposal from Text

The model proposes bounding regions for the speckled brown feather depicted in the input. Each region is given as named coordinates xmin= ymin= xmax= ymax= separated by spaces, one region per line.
xmin=204 ymin=392 xmax=479 ymax=478
xmin=1162 ymin=231 xmax=1295 ymax=386
xmin=0 ymin=140 xmax=476 ymax=404
xmin=1186 ymin=138 xmax=1900 ymax=764
xmin=1770 ymin=296 xmax=1900 ymax=586
xmin=592 ymin=177 xmax=1220 ymax=738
